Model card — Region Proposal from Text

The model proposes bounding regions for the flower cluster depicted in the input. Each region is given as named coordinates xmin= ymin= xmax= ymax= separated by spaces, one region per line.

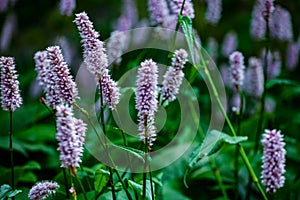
xmin=28 ymin=181 xmax=59 ymax=200
xmin=34 ymin=51 xmax=49 ymax=89
xmin=261 ymin=129 xmax=286 ymax=193
xmin=114 ymin=0 xmax=137 ymax=31
xmin=162 ymin=49 xmax=188 ymax=102
xmin=148 ymin=0 xmax=169 ymax=26
xmin=222 ymin=31 xmax=238 ymax=57
xmin=74 ymin=12 xmax=120 ymax=109
xmin=286 ymin=41 xmax=300 ymax=70
xmin=1 ymin=13 xmax=16 ymax=51
xmin=59 ymin=0 xmax=76 ymax=16
xmin=107 ymin=31 xmax=128 ymax=65
xmin=0 ymin=56 xmax=22 ymax=111
xmin=269 ymin=6 xmax=293 ymax=41
xmin=244 ymin=57 xmax=264 ymax=98
xmin=250 ymin=3 xmax=266 ymax=40
xmin=56 ymin=104 xmax=86 ymax=170
xmin=136 ymin=59 xmax=158 ymax=146
xmin=168 ymin=0 xmax=195 ymax=19
xmin=229 ymin=51 xmax=245 ymax=90
xmin=207 ymin=37 xmax=218 ymax=61
xmin=46 ymin=46 xmax=78 ymax=108
xmin=205 ymin=0 xmax=222 ymax=25
xmin=260 ymin=0 xmax=274 ymax=21
xmin=261 ymin=49 xmax=281 ymax=80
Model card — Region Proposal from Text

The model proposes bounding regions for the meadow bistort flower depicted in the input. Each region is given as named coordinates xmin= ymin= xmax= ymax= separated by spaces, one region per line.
xmin=100 ymin=70 xmax=120 ymax=110
xmin=148 ymin=0 xmax=169 ymax=25
xmin=0 ymin=56 xmax=22 ymax=111
xmin=74 ymin=12 xmax=108 ymax=77
xmin=114 ymin=0 xmax=137 ymax=31
xmin=168 ymin=0 xmax=195 ymax=19
xmin=222 ymin=31 xmax=238 ymax=57
xmin=205 ymin=0 xmax=222 ymax=25
xmin=250 ymin=3 xmax=266 ymax=40
xmin=56 ymin=104 xmax=86 ymax=170
xmin=162 ymin=49 xmax=188 ymax=102
xmin=107 ymin=30 xmax=128 ymax=65
xmin=47 ymin=46 xmax=78 ymax=107
xmin=245 ymin=57 xmax=264 ymax=98
xmin=136 ymin=59 xmax=158 ymax=146
xmin=28 ymin=181 xmax=59 ymax=200
xmin=269 ymin=6 xmax=293 ymax=41
xmin=261 ymin=129 xmax=286 ymax=193
xmin=286 ymin=42 xmax=299 ymax=70
xmin=229 ymin=51 xmax=245 ymax=90
xmin=259 ymin=0 xmax=274 ymax=21
xmin=0 ymin=13 xmax=16 ymax=51
xmin=59 ymin=0 xmax=75 ymax=16
xmin=207 ymin=37 xmax=218 ymax=61
xmin=34 ymin=51 xmax=49 ymax=89
xmin=261 ymin=49 xmax=281 ymax=80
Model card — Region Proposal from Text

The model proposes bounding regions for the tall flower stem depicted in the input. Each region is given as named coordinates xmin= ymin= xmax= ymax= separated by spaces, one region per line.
xmin=63 ymin=168 xmax=70 ymax=198
xmin=9 ymin=110 xmax=15 ymax=200
xmin=198 ymin=121 xmax=229 ymax=200
xmin=234 ymin=89 xmax=243 ymax=200
xmin=142 ymin=119 xmax=148 ymax=200
xmin=254 ymin=17 xmax=270 ymax=154
xmin=172 ymin=0 xmax=186 ymax=50
xmin=197 ymin=48 xmax=268 ymax=200
xmin=75 ymin=172 xmax=88 ymax=200
xmin=99 ymin=82 xmax=116 ymax=200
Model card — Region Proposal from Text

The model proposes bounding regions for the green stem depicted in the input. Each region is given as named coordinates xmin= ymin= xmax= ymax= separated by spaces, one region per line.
xmin=234 ymin=90 xmax=243 ymax=200
xmin=198 ymin=49 xmax=268 ymax=200
xmin=9 ymin=110 xmax=15 ymax=200
xmin=142 ymin=137 xmax=148 ymax=199
xmin=254 ymin=17 xmax=270 ymax=154
xmin=75 ymin=173 xmax=88 ymax=200
xmin=70 ymin=172 xmax=77 ymax=200
xmin=172 ymin=0 xmax=186 ymax=50
xmin=149 ymin=164 xmax=155 ymax=200
xmin=63 ymin=168 xmax=70 ymax=198
xmin=99 ymin=81 xmax=117 ymax=200
xmin=198 ymin=124 xmax=229 ymax=200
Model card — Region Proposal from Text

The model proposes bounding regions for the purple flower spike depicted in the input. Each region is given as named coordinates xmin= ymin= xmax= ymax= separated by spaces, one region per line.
xmin=46 ymin=46 xmax=78 ymax=107
xmin=59 ymin=0 xmax=76 ymax=16
xmin=0 ymin=0 xmax=8 ymax=12
xmin=148 ymin=0 xmax=169 ymax=25
xmin=28 ymin=181 xmax=59 ymax=200
xmin=168 ymin=0 xmax=195 ymax=19
xmin=261 ymin=129 xmax=286 ymax=193
xmin=250 ymin=3 xmax=266 ymax=40
xmin=260 ymin=0 xmax=274 ymax=21
xmin=0 ymin=57 xmax=22 ymax=111
xmin=269 ymin=6 xmax=293 ymax=41
xmin=245 ymin=57 xmax=264 ymax=98
xmin=162 ymin=49 xmax=188 ymax=102
xmin=205 ymin=0 xmax=222 ymax=25
xmin=115 ymin=0 xmax=137 ymax=31
xmin=101 ymin=71 xmax=121 ymax=110
xmin=0 ymin=13 xmax=16 ymax=51
xmin=222 ymin=31 xmax=238 ymax=57
xmin=34 ymin=51 xmax=49 ymax=89
xmin=136 ymin=59 xmax=158 ymax=146
xmin=286 ymin=42 xmax=299 ymax=70
xmin=207 ymin=37 xmax=219 ymax=61
xmin=56 ymin=105 xmax=86 ymax=169
xmin=107 ymin=31 xmax=128 ymax=65
xmin=229 ymin=51 xmax=245 ymax=90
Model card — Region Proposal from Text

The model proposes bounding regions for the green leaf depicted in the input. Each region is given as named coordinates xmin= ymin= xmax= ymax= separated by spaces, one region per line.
xmin=8 ymin=189 xmax=22 ymax=198
xmin=0 ymin=184 xmax=12 ymax=199
xmin=94 ymin=168 xmax=110 ymax=193
xmin=183 ymin=130 xmax=247 ymax=187
xmin=109 ymin=144 xmax=147 ymax=163
xmin=22 ymin=161 xmax=41 ymax=170
xmin=127 ymin=180 xmax=152 ymax=200
xmin=178 ymin=15 xmax=195 ymax=64
xmin=16 ymin=124 xmax=56 ymax=142
xmin=266 ymin=79 xmax=300 ymax=89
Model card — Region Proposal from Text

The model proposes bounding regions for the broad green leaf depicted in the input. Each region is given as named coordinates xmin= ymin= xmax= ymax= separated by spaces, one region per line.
xmin=109 ymin=144 xmax=147 ymax=163
xmin=94 ymin=168 xmax=110 ymax=193
xmin=0 ymin=184 xmax=12 ymax=199
xmin=8 ymin=189 xmax=22 ymax=198
xmin=16 ymin=125 xmax=56 ymax=142
xmin=22 ymin=161 xmax=41 ymax=170
xmin=18 ymin=171 xmax=37 ymax=183
xmin=266 ymin=78 xmax=300 ymax=89
xmin=0 ymin=137 xmax=28 ymax=157
xmin=183 ymin=130 xmax=247 ymax=187
xmin=127 ymin=180 xmax=152 ymax=200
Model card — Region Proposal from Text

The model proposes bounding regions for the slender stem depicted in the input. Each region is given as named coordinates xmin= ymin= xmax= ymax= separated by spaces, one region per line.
xmin=198 ymin=123 xmax=229 ymax=200
xmin=113 ymin=169 xmax=133 ymax=200
xmin=99 ymin=81 xmax=117 ymax=200
xmin=142 ymin=139 xmax=148 ymax=199
xmin=234 ymin=90 xmax=243 ymax=200
xmin=149 ymin=163 xmax=155 ymax=200
xmin=70 ymin=171 xmax=77 ymax=200
xmin=254 ymin=17 xmax=270 ymax=154
xmin=9 ymin=111 xmax=14 ymax=200
xmin=63 ymin=168 xmax=70 ymax=198
xmin=198 ymin=49 xmax=268 ymax=200
xmin=75 ymin=172 xmax=88 ymax=200
xmin=172 ymin=0 xmax=186 ymax=50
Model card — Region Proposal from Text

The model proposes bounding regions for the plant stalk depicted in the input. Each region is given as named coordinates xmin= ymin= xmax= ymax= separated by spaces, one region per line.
xmin=9 ymin=110 xmax=15 ymax=200
xmin=75 ymin=172 xmax=88 ymax=200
